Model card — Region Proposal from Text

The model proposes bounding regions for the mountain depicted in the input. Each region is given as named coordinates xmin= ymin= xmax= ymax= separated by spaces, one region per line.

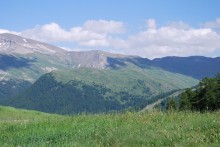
xmin=4 ymin=67 xmax=197 ymax=114
xmin=0 ymin=33 xmax=70 ymax=99
xmin=1 ymin=33 xmax=219 ymax=80
xmin=151 ymin=56 xmax=220 ymax=79
xmin=0 ymin=33 xmax=130 ymax=98
xmin=0 ymin=33 xmax=219 ymax=114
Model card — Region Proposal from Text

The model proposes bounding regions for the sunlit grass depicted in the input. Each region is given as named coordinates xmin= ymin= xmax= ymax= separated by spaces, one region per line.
xmin=0 ymin=106 xmax=219 ymax=146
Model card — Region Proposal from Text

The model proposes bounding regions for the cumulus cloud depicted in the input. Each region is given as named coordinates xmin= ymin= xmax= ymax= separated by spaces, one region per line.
xmin=146 ymin=19 xmax=156 ymax=29
xmin=203 ymin=18 xmax=220 ymax=30
xmin=111 ymin=19 xmax=220 ymax=58
xmin=166 ymin=21 xmax=191 ymax=30
xmin=83 ymin=20 xmax=125 ymax=34
xmin=20 ymin=20 xmax=125 ymax=47
xmin=0 ymin=29 xmax=20 ymax=35
xmin=1 ymin=19 xmax=220 ymax=58
xmin=21 ymin=23 xmax=71 ymax=42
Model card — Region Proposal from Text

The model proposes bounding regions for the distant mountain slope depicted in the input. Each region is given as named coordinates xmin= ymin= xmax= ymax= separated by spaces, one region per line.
xmin=0 ymin=33 xmax=131 ymax=99
xmin=0 ymin=33 xmax=219 ymax=80
xmin=151 ymin=56 xmax=220 ymax=79
xmin=0 ymin=79 xmax=31 ymax=101
xmin=3 ymin=67 xmax=198 ymax=114
xmin=0 ymin=33 xmax=219 ymax=111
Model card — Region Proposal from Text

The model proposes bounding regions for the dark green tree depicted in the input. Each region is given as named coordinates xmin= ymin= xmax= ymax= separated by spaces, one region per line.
xmin=179 ymin=88 xmax=194 ymax=110
xmin=166 ymin=97 xmax=177 ymax=111
xmin=179 ymin=73 xmax=220 ymax=112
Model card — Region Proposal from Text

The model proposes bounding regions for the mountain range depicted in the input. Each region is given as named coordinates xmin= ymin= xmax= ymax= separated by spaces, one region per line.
xmin=0 ymin=33 xmax=219 ymax=114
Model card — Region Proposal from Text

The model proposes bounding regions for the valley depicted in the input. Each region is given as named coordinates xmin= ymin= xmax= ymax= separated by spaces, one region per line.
xmin=1 ymin=1 xmax=220 ymax=146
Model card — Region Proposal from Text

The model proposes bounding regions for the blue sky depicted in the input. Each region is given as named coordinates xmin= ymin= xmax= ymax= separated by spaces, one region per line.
xmin=1 ymin=0 xmax=220 ymax=58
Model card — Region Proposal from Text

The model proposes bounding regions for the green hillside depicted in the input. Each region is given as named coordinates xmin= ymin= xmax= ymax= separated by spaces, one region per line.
xmin=0 ymin=34 xmax=219 ymax=106
xmin=0 ymin=79 xmax=31 ymax=101
xmin=53 ymin=66 xmax=198 ymax=93
xmin=0 ymin=106 xmax=59 ymax=123
xmin=3 ymin=66 xmax=198 ymax=114
xmin=0 ymin=53 xmax=70 ymax=100
xmin=0 ymin=106 xmax=219 ymax=146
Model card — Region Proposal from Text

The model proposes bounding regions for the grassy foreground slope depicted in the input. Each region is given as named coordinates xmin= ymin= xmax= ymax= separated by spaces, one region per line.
xmin=0 ymin=106 xmax=220 ymax=146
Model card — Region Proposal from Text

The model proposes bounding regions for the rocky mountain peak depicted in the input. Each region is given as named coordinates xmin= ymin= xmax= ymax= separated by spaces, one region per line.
xmin=0 ymin=33 xmax=65 ymax=55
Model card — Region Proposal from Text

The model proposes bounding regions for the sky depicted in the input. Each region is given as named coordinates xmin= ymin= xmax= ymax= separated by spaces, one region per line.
xmin=0 ymin=0 xmax=220 ymax=58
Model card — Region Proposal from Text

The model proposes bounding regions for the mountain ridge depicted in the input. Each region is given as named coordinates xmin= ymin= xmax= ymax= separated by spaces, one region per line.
xmin=3 ymin=68 xmax=198 ymax=114
xmin=1 ymin=33 xmax=219 ymax=77
xmin=0 ymin=33 xmax=219 ymax=114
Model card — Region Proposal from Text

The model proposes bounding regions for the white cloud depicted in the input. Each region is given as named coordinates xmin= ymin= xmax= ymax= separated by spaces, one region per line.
xmin=1 ymin=19 xmax=220 ymax=58
xmin=166 ymin=21 xmax=191 ymax=30
xmin=83 ymin=20 xmax=125 ymax=34
xmin=110 ymin=19 xmax=220 ymax=58
xmin=203 ymin=18 xmax=220 ymax=30
xmin=146 ymin=19 xmax=156 ymax=29
xmin=79 ymin=39 xmax=109 ymax=47
xmin=21 ymin=23 xmax=105 ymax=43
xmin=21 ymin=23 xmax=70 ymax=42
xmin=20 ymin=20 xmax=125 ymax=47
xmin=0 ymin=29 xmax=20 ymax=35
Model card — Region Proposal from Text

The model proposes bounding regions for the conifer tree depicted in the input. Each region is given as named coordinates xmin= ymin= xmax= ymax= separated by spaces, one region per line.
xmin=166 ymin=98 xmax=177 ymax=111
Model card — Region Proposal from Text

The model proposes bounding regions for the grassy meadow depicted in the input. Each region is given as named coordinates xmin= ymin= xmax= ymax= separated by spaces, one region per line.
xmin=0 ymin=106 xmax=219 ymax=146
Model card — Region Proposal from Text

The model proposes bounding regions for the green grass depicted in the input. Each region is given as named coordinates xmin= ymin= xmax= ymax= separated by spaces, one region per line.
xmin=0 ymin=106 xmax=219 ymax=146
xmin=53 ymin=67 xmax=198 ymax=95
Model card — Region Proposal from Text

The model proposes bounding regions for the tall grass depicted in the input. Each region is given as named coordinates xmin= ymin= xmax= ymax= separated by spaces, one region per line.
xmin=0 ymin=107 xmax=219 ymax=146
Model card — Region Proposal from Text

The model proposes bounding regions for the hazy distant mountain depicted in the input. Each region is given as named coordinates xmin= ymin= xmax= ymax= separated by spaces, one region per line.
xmin=0 ymin=34 xmax=126 ymax=97
xmin=151 ymin=56 xmax=220 ymax=79
xmin=0 ymin=33 xmax=130 ymax=69
xmin=0 ymin=33 xmax=219 ymax=114
xmin=0 ymin=33 xmax=219 ymax=80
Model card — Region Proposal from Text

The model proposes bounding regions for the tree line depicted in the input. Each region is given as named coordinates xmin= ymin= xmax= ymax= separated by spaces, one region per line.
xmin=167 ymin=74 xmax=220 ymax=111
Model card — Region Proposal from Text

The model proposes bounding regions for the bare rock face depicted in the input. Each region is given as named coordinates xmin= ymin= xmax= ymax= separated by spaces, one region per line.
xmin=67 ymin=50 xmax=127 ymax=69
xmin=0 ymin=33 xmax=129 ymax=70
xmin=0 ymin=33 xmax=66 ymax=55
